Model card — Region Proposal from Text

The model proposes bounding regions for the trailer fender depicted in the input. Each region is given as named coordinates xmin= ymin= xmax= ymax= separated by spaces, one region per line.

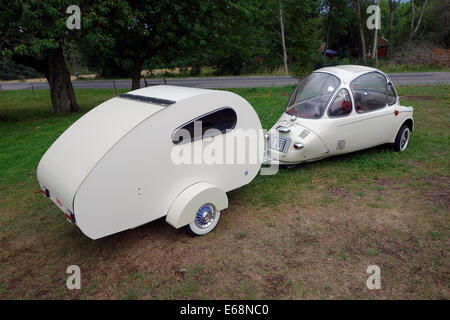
xmin=166 ymin=182 xmax=228 ymax=229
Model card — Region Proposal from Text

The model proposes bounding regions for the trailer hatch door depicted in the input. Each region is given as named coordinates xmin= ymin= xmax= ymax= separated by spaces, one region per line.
xmin=37 ymin=97 xmax=164 ymax=211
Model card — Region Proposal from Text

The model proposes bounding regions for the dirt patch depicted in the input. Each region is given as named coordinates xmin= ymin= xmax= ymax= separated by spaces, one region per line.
xmin=424 ymin=175 xmax=450 ymax=186
xmin=264 ymin=274 xmax=292 ymax=298
xmin=420 ymin=175 xmax=450 ymax=207
xmin=293 ymin=231 xmax=318 ymax=245
xmin=375 ymin=177 xmax=416 ymax=193
xmin=0 ymin=245 xmax=33 ymax=263
xmin=328 ymin=186 xmax=351 ymax=199
xmin=376 ymin=177 xmax=404 ymax=187
xmin=1 ymin=174 xmax=449 ymax=299
xmin=406 ymin=160 xmax=425 ymax=168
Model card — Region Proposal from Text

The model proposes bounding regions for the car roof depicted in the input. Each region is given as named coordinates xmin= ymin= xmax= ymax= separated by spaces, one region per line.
xmin=314 ymin=65 xmax=381 ymax=83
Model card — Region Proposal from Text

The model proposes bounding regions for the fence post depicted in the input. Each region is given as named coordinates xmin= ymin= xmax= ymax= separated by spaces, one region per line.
xmin=113 ymin=80 xmax=117 ymax=96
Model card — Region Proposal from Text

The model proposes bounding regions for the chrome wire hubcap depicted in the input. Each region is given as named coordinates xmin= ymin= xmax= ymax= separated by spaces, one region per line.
xmin=400 ymin=129 xmax=410 ymax=150
xmin=195 ymin=204 xmax=216 ymax=229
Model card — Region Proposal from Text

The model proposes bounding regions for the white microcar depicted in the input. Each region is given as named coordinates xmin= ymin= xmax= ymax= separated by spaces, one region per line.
xmin=37 ymin=85 xmax=264 ymax=239
xmin=267 ymin=65 xmax=414 ymax=165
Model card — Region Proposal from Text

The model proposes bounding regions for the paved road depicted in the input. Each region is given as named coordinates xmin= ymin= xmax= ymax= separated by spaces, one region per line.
xmin=1 ymin=72 xmax=449 ymax=91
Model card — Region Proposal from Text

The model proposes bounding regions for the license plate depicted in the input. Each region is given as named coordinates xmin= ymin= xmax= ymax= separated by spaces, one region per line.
xmin=269 ymin=136 xmax=287 ymax=152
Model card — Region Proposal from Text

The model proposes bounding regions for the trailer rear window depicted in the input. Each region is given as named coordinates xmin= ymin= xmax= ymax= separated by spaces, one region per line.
xmin=172 ymin=107 xmax=237 ymax=144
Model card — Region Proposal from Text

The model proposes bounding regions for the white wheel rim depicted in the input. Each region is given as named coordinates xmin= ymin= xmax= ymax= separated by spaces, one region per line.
xmin=188 ymin=204 xmax=221 ymax=236
xmin=400 ymin=128 xmax=410 ymax=151
xmin=194 ymin=204 xmax=216 ymax=229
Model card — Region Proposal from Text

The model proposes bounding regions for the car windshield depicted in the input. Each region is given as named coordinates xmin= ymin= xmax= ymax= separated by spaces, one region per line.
xmin=285 ymin=73 xmax=340 ymax=118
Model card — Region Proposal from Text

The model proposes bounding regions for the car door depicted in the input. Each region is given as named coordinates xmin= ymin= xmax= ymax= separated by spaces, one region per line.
xmin=348 ymin=72 xmax=398 ymax=148
xmin=321 ymin=72 xmax=398 ymax=155
xmin=320 ymin=87 xmax=362 ymax=155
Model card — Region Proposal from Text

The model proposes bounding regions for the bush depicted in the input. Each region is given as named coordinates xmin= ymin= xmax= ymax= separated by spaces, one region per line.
xmin=0 ymin=57 xmax=43 ymax=80
xmin=312 ymin=55 xmax=353 ymax=71
xmin=391 ymin=41 xmax=449 ymax=67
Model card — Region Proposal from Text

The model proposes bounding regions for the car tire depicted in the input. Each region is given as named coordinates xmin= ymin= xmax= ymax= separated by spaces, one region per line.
xmin=185 ymin=203 xmax=221 ymax=236
xmin=394 ymin=124 xmax=410 ymax=152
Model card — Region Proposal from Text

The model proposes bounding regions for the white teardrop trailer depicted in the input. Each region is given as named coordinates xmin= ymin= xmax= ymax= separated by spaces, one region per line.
xmin=37 ymin=86 xmax=264 ymax=239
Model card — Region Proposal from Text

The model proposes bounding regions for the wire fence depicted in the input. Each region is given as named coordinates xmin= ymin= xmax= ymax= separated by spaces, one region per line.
xmin=0 ymin=76 xmax=172 ymax=97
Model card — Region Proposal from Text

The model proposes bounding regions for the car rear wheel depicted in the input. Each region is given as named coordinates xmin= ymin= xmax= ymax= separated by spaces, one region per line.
xmin=185 ymin=203 xmax=221 ymax=236
xmin=394 ymin=125 xmax=410 ymax=152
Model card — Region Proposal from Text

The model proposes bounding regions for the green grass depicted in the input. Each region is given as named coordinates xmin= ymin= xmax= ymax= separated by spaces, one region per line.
xmin=0 ymin=85 xmax=449 ymax=299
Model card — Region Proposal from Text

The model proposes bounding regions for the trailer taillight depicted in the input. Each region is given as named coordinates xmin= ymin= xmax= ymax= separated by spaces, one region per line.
xmin=65 ymin=210 xmax=76 ymax=224
xmin=36 ymin=187 xmax=50 ymax=198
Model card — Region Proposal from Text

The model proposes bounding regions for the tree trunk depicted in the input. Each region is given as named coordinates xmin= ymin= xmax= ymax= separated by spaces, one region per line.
xmin=12 ymin=47 xmax=79 ymax=113
xmin=131 ymin=57 xmax=144 ymax=90
xmin=279 ymin=0 xmax=288 ymax=74
xmin=410 ymin=0 xmax=415 ymax=41
xmin=46 ymin=48 xmax=79 ymax=113
xmin=388 ymin=1 xmax=394 ymax=59
xmin=324 ymin=0 xmax=334 ymax=57
xmin=414 ymin=0 xmax=428 ymax=35
xmin=388 ymin=1 xmax=401 ymax=59
xmin=356 ymin=0 xmax=367 ymax=64
xmin=388 ymin=11 xmax=394 ymax=58
xmin=409 ymin=0 xmax=428 ymax=42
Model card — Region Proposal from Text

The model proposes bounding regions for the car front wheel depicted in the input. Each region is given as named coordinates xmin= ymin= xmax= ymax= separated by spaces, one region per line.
xmin=185 ymin=203 xmax=221 ymax=236
xmin=394 ymin=125 xmax=410 ymax=152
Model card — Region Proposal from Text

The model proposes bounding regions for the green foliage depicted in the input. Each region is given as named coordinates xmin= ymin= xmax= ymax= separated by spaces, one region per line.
xmin=80 ymin=0 xmax=205 ymax=78
xmin=0 ymin=0 xmax=447 ymax=82
xmin=283 ymin=0 xmax=323 ymax=75
xmin=377 ymin=0 xmax=448 ymax=52
xmin=410 ymin=0 xmax=449 ymax=47
xmin=0 ymin=0 xmax=85 ymax=58
xmin=203 ymin=0 xmax=280 ymax=75
xmin=0 ymin=58 xmax=43 ymax=80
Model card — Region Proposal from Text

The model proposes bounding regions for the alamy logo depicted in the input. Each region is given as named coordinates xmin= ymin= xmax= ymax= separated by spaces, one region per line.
xmin=170 ymin=122 xmax=279 ymax=175
xmin=366 ymin=5 xmax=381 ymax=30
xmin=366 ymin=265 xmax=381 ymax=290
xmin=66 ymin=265 xmax=81 ymax=289
xmin=66 ymin=5 xmax=81 ymax=30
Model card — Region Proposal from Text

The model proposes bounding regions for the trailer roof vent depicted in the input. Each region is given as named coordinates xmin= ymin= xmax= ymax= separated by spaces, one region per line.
xmin=118 ymin=93 xmax=176 ymax=107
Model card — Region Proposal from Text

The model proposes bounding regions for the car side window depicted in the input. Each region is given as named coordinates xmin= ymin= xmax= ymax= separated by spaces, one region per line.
xmin=387 ymin=83 xmax=397 ymax=105
xmin=172 ymin=107 xmax=237 ymax=144
xmin=328 ymin=89 xmax=352 ymax=117
xmin=351 ymin=72 xmax=387 ymax=113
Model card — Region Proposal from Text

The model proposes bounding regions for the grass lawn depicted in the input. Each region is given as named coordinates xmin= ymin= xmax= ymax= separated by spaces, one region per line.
xmin=0 ymin=85 xmax=448 ymax=299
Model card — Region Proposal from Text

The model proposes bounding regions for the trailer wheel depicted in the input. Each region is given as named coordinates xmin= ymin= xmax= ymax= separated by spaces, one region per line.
xmin=186 ymin=203 xmax=220 ymax=236
xmin=394 ymin=125 xmax=410 ymax=152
